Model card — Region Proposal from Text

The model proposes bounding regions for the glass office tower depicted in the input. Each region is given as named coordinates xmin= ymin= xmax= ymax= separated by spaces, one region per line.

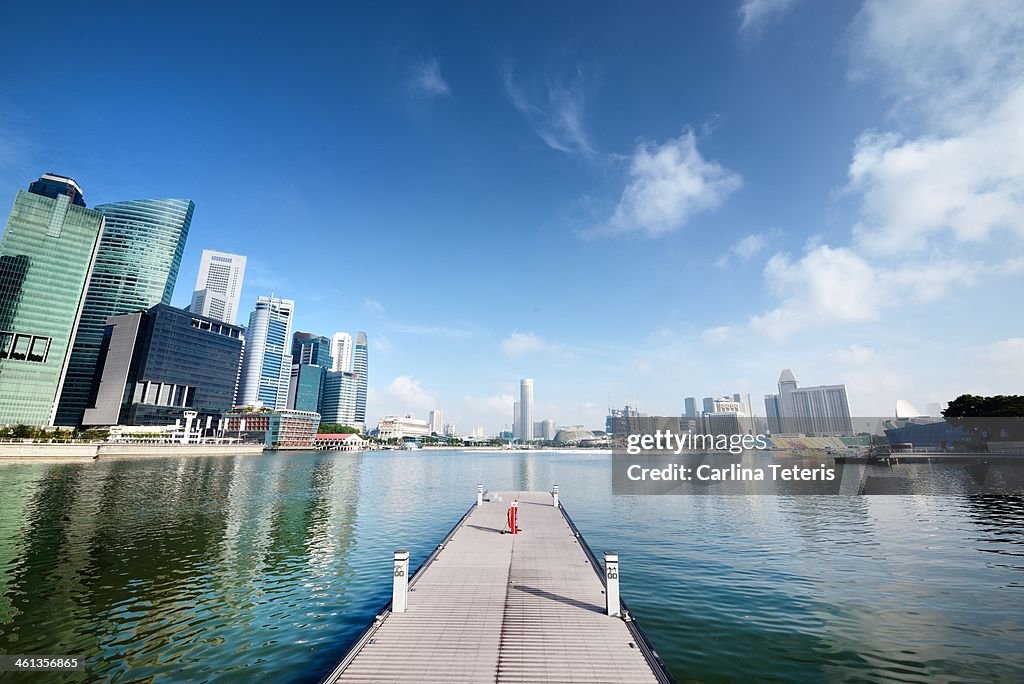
xmin=56 ymin=198 xmax=194 ymax=425
xmin=0 ymin=175 xmax=104 ymax=426
xmin=353 ymin=332 xmax=368 ymax=428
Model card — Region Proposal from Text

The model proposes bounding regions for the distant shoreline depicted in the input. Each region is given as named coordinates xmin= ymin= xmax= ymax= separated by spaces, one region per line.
xmin=0 ymin=442 xmax=264 ymax=463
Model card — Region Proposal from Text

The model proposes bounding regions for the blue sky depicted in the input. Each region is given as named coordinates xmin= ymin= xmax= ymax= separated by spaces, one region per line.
xmin=1 ymin=1 xmax=1022 ymax=432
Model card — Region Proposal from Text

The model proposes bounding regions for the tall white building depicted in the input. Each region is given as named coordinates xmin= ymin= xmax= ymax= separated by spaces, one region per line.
xmin=520 ymin=378 xmax=534 ymax=441
xmin=429 ymin=409 xmax=443 ymax=435
xmin=236 ymin=296 xmax=294 ymax=409
xmin=190 ymin=250 xmax=246 ymax=325
xmin=764 ymin=368 xmax=853 ymax=435
xmin=331 ymin=331 xmax=353 ymax=372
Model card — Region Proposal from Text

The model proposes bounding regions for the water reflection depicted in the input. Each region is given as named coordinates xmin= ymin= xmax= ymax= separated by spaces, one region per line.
xmin=0 ymin=451 xmax=1022 ymax=682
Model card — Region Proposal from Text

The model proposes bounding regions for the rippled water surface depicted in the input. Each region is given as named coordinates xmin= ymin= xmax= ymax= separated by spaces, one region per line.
xmin=1 ymin=450 xmax=1023 ymax=682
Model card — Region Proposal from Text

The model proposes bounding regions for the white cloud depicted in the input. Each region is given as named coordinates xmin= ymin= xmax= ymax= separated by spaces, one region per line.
xmin=845 ymin=0 xmax=1024 ymax=254
xmin=749 ymin=245 xmax=975 ymax=338
xmin=503 ymin=64 xmax=593 ymax=157
xmin=716 ymin=229 xmax=778 ymax=267
xmin=501 ymin=331 xmax=547 ymax=357
xmin=739 ymin=0 xmax=799 ymax=34
xmin=363 ymin=296 xmax=385 ymax=314
xmin=984 ymin=338 xmax=1024 ymax=382
xmin=701 ymin=326 xmax=736 ymax=345
xmin=408 ymin=57 xmax=450 ymax=98
xmin=385 ymin=375 xmax=437 ymax=411
xmin=596 ymin=130 xmax=741 ymax=237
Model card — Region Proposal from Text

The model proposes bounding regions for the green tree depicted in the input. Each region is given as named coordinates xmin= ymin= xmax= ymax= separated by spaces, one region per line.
xmin=12 ymin=424 xmax=34 ymax=439
xmin=943 ymin=394 xmax=1024 ymax=443
xmin=318 ymin=423 xmax=359 ymax=434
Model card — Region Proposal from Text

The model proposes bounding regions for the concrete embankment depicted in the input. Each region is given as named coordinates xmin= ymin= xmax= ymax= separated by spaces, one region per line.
xmin=0 ymin=442 xmax=264 ymax=462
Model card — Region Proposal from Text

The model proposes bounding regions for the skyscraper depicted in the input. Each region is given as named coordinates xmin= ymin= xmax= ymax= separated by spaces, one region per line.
xmin=320 ymin=370 xmax=361 ymax=429
xmin=190 ymin=249 xmax=246 ymax=325
xmin=237 ymin=296 xmax=294 ymax=409
xmin=702 ymin=397 xmax=714 ymax=413
xmin=331 ymin=331 xmax=352 ymax=372
xmin=353 ymin=332 xmax=368 ymax=427
xmin=765 ymin=368 xmax=853 ymax=435
xmin=684 ymin=397 xmax=697 ymax=417
xmin=513 ymin=401 xmax=520 ymax=439
xmin=429 ymin=409 xmax=443 ymax=435
xmin=0 ymin=174 xmax=104 ymax=426
xmin=291 ymin=331 xmax=332 ymax=369
xmin=82 ymin=304 xmax=244 ymax=426
xmin=520 ymin=378 xmax=534 ymax=441
xmin=56 ymin=198 xmax=194 ymax=425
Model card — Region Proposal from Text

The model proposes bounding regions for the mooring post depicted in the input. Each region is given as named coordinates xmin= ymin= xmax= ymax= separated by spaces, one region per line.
xmin=551 ymin=483 xmax=559 ymax=507
xmin=477 ymin=483 xmax=483 ymax=506
xmin=604 ymin=551 xmax=620 ymax=617
xmin=393 ymin=549 xmax=410 ymax=613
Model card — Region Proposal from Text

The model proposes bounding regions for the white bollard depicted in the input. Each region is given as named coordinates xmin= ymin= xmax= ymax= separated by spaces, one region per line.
xmin=393 ymin=549 xmax=410 ymax=613
xmin=604 ymin=551 xmax=620 ymax=617
xmin=551 ymin=484 xmax=559 ymax=507
xmin=477 ymin=483 xmax=484 ymax=506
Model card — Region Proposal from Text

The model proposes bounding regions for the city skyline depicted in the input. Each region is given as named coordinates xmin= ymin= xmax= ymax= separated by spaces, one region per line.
xmin=1 ymin=2 xmax=1021 ymax=433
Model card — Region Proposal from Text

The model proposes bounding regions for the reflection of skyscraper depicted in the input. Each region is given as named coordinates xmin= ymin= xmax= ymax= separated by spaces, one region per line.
xmin=237 ymin=296 xmax=294 ymax=409
xmin=353 ymin=332 xmax=368 ymax=427
xmin=0 ymin=174 xmax=104 ymax=426
xmin=56 ymin=198 xmax=194 ymax=425
xmin=331 ymin=332 xmax=352 ymax=372
xmin=190 ymin=250 xmax=245 ymax=325
xmin=520 ymin=378 xmax=534 ymax=441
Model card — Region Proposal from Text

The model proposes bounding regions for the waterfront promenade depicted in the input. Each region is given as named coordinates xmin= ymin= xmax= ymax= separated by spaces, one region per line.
xmin=324 ymin=489 xmax=669 ymax=683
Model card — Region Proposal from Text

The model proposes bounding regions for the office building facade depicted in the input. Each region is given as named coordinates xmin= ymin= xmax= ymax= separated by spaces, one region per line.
xmin=287 ymin=363 xmax=325 ymax=414
xmin=0 ymin=175 xmax=105 ymax=426
xmin=320 ymin=369 xmax=360 ymax=428
xmin=292 ymin=331 xmax=332 ymax=369
xmin=684 ymin=396 xmax=697 ymax=418
xmin=82 ymin=304 xmax=244 ymax=426
xmin=331 ymin=331 xmax=352 ymax=372
xmin=353 ymin=332 xmax=368 ymax=427
xmin=56 ymin=198 xmax=194 ymax=425
xmin=190 ymin=249 xmax=246 ymax=325
xmin=519 ymin=378 xmax=534 ymax=441
xmin=237 ymin=296 xmax=294 ymax=409
xmin=764 ymin=368 xmax=853 ymax=435
xmin=224 ymin=408 xmax=320 ymax=448
xmin=429 ymin=409 xmax=443 ymax=435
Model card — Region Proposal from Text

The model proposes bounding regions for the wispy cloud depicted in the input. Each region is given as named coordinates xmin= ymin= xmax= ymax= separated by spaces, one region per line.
xmin=738 ymin=0 xmax=800 ymax=35
xmin=363 ymin=296 xmax=385 ymax=314
xmin=501 ymin=331 xmax=547 ymax=357
xmin=716 ymin=229 xmax=779 ymax=268
xmin=503 ymin=64 xmax=593 ymax=157
xmin=591 ymin=129 xmax=741 ymax=237
xmin=407 ymin=57 xmax=450 ymax=99
xmin=388 ymin=321 xmax=480 ymax=338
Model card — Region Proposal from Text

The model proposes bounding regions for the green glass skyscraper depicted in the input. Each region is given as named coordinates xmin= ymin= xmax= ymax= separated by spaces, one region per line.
xmin=55 ymin=198 xmax=194 ymax=426
xmin=0 ymin=174 xmax=105 ymax=426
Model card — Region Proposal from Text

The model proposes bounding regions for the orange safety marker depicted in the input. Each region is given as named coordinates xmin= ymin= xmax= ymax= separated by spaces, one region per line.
xmin=506 ymin=499 xmax=520 ymax=535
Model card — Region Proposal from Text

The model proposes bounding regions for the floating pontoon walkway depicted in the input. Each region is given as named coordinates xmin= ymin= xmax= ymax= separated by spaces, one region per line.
xmin=323 ymin=488 xmax=672 ymax=683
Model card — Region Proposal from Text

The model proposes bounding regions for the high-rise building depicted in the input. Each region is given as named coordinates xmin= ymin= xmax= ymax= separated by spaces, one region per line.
xmin=428 ymin=409 xmax=443 ymax=435
xmin=513 ymin=401 xmax=520 ymax=440
xmin=320 ymin=369 xmax=361 ymax=429
xmin=291 ymin=331 xmax=332 ymax=369
xmin=684 ymin=397 xmax=697 ymax=418
xmin=237 ymin=296 xmax=294 ymax=409
xmin=353 ymin=332 xmax=368 ymax=427
xmin=331 ymin=332 xmax=353 ymax=372
xmin=702 ymin=396 xmax=714 ymax=413
xmin=765 ymin=394 xmax=782 ymax=434
xmin=56 ymin=198 xmax=194 ymax=426
xmin=189 ymin=249 xmax=246 ymax=325
xmin=0 ymin=174 xmax=104 ymax=426
xmin=764 ymin=368 xmax=853 ymax=435
xmin=520 ymin=378 xmax=534 ymax=441
xmin=287 ymin=363 xmax=325 ymax=414
xmin=82 ymin=304 xmax=244 ymax=426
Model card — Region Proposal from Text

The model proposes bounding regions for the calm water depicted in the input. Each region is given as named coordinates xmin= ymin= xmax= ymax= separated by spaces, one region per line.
xmin=1 ymin=450 xmax=1023 ymax=683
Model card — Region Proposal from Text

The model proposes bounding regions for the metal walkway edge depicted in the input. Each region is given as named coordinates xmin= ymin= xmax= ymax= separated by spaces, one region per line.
xmin=322 ymin=489 xmax=673 ymax=683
